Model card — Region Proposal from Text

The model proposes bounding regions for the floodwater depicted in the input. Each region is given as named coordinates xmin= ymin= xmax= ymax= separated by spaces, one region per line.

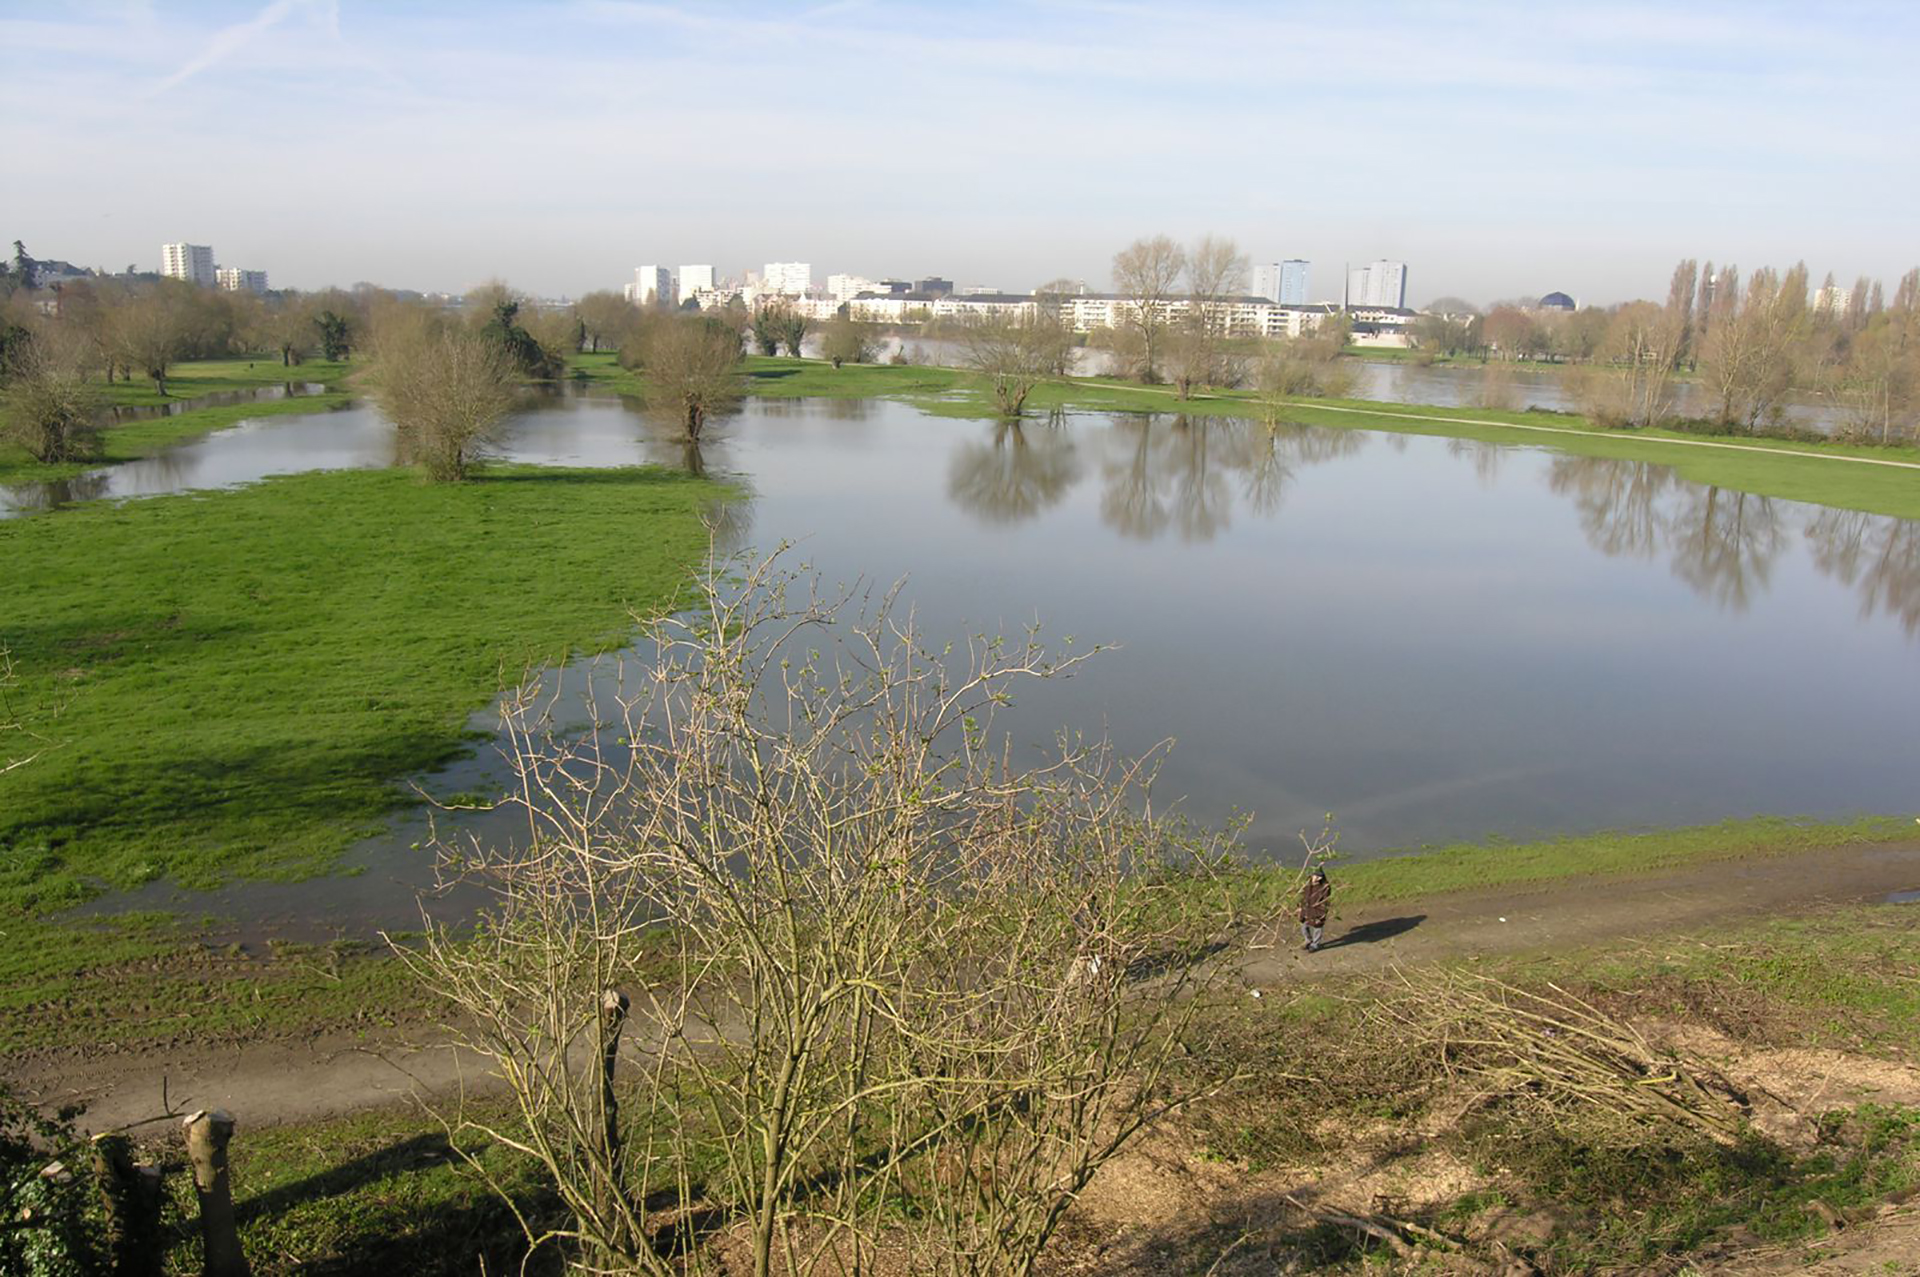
xmin=27 ymin=391 xmax=1920 ymax=934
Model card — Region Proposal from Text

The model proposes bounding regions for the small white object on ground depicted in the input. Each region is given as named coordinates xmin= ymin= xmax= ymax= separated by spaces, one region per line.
xmin=1498 ymin=916 xmax=1508 ymax=923
xmin=1249 ymin=989 xmax=1262 ymax=999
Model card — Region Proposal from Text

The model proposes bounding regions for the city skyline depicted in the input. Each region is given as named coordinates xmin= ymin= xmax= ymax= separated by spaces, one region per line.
xmin=5 ymin=2 xmax=1917 ymax=304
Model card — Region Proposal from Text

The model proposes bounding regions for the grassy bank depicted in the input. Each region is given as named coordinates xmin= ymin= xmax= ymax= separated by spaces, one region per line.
xmin=0 ymin=463 xmax=727 ymax=918
xmin=0 ymin=354 xmax=358 ymax=484
xmin=574 ymin=352 xmax=1920 ymax=521
xmin=31 ymin=897 xmax=1910 ymax=1276
xmin=1250 ymin=814 xmax=1916 ymax=912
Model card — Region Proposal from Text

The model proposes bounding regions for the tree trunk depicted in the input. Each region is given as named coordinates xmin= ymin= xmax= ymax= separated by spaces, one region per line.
xmin=596 ymin=989 xmax=630 ymax=1246
xmin=92 ymin=1133 xmax=166 ymax=1277
xmin=184 ymin=1110 xmax=251 ymax=1277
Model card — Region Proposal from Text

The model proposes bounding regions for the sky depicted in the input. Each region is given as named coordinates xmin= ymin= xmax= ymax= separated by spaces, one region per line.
xmin=3 ymin=1 xmax=1917 ymax=307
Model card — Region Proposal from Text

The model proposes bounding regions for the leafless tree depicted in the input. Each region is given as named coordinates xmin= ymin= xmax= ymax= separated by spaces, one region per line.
xmin=0 ymin=329 xmax=101 ymax=463
xmin=1699 ymin=263 xmax=1809 ymax=429
xmin=575 ymin=290 xmax=639 ymax=354
xmin=958 ymin=309 xmax=1070 ymax=416
xmin=398 ymin=549 xmax=1233 ymax=1277
xmin=371 ymin=321 xmax=519 ymax=481
xmin=113 ymin=283 xmax=194 ymax=396
xmin=640 ymin=314 xmax=743 ymax=439
xmin=1166 ymin=235 xmax=1248 ymax=399
xmin=1111 ymin=236 xmax=1187 ymax=383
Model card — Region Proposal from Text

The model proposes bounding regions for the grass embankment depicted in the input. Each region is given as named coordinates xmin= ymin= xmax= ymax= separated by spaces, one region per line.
xmin=0 ymin=463 xmax=727 ymax=1029
xmin=0 ymin=355 xmax=358 ymax=484
xmin=1222 ymin=814 xmax=1916 ymax=918
xmin=574 ymin=352 xmax=1920 ymax=521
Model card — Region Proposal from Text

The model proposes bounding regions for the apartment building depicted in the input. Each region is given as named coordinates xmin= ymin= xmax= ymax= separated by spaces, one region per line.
xmin=677 ymin=264 xmax=714 ymax=305
xmin=160 ymin=243 xmax=216 ymax=287
xmin=216 ymin=268 xmax=269 ymax=294
xmin=625 ymin=264 xmax=672 ymax=306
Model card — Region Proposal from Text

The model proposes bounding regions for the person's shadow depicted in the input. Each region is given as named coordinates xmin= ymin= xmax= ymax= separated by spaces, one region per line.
xmin=1319 ymin=914 xmax=1426 ymax=950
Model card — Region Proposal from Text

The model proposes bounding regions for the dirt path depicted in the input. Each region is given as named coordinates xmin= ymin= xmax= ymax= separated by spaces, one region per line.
xmin=12 ymin=841 xmax=1920 ymax=1135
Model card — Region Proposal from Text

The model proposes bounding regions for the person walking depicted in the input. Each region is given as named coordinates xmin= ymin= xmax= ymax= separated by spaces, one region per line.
xmin=1299 ymin=868 xmax=1332 ymax=952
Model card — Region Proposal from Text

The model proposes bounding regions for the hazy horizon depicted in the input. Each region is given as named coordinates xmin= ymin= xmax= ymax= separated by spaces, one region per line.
xmin=5 ymin=1 xmax=1916 ymax=308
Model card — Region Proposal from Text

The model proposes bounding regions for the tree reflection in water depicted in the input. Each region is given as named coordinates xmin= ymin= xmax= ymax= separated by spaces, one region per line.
xmin=951 ymin=413 xmax=1372 ymax=542
xmin=1804 ymin=509 xmax=1920 ymax=637
xmin=1544 ymin=455 xmax=1920 ymax=623
xmin=945 ymin=418 xmax=1082 ymax=525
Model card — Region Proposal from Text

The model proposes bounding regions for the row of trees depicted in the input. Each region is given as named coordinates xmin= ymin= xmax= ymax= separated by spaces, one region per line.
xmin=1419 ymin=262 xmax=1920 ymax=441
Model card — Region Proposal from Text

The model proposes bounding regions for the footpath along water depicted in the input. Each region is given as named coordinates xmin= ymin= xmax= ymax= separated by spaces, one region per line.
xmin=32 ymin=390 xmax=1919 ymax=936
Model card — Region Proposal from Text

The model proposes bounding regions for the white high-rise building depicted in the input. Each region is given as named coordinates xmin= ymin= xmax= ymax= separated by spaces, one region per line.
xmin=677 ymin=264 xmax=715 ymax=305
xmin=1345 ymin=260 xmax=1407 ymax=309
xmin=626 ymin=264 xmax=672 ymax=306
xmin=1278 ymin=260 xmax=1309 ymax=305
xmin=762 ymin=262 xmax=812 ymax=297
xmin=216 ymin=268 xmax=269 ymax=294
xmin=161 ymin=243 xmax=216 ymax=287
xmin=827 ymin=273 xmax=877 ymax=304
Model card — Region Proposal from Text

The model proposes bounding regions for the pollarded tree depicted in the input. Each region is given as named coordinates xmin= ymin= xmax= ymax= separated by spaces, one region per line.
xmin=0 ymin=330 xmax=101 ymax=463
xmin=113 ymin=282 xmax=193 ymax=395
xmin=373 ymin=323 xmax=519 ymax=481
xmin=1112 ymin=235 xmax=1186 ymax=383
xmin=819 ymin=314 xmax=874 ymax=368
xmin=641 ymin=313 xmax=742 ymax=439
xmin=959 ymin=308 xmax=1071 ymax=416
xmin=1167 ymin=233 xmax=1248 ymax=399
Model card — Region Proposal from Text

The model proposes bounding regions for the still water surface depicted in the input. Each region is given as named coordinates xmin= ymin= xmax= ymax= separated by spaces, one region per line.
xmin=20 ymin=393 xmax=1916 ymax=928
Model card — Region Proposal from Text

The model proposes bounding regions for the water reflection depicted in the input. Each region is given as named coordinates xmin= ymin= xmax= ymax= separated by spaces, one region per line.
xmin=1804 ymin=509 xmax=1920 ymax=637
xmin=946 ymin=419 xmax=1081 ymax=524
xmin=1542 ymin=454 xmax=1920 ymax=624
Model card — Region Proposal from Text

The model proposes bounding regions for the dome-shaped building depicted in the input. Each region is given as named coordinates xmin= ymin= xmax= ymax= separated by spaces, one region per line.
xmin=1537 ymin=291 xmax=1576 ymax=311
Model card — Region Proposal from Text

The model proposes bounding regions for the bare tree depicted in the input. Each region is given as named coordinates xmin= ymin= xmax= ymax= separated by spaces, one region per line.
xmin=0 ymin=329 xmax=101 ymax=463
xmin=575 ymin=290 xmax=638 ymax=354
xmin=641 ymin=314 xmax=743 ymax=439
xmin=398 ymin=551 xmax=1231 ymax=1277
xmin=372 ymin=322 xmax=519 ymax=481
xmin=1700 ymin=262 xmax=1808 ymax=429
xmin=958 ymin=309 xmax=1070 ymax=416
xmin=1111 ymin=236 xmax=1187 ymax=383
xmin=1167 ymin=234 xmax=1249 ymax=399
xmin=113 ymin=283 xmax=193 ymax=396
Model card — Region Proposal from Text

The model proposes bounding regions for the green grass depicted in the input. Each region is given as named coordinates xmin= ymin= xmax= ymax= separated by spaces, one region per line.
xmin=0 ymin=464 xmax=726 ymax=917
xmin=159 ymin=1102 xmax=555 ymax=1277
xmin=1 ymin=354 xmax=359 ymax=484
xmin=97 ymin=355 xmax=355 ymax=408
xmin=1218 ymin=815 xmax=1916 ymax=920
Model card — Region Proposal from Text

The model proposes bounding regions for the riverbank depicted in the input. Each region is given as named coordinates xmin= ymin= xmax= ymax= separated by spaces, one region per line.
xmin=0 ymin=355 xmax=358 ymax=484
xmin=0 ymin=461 xmax=729 ymax=1047
xmin=10 ymin=830 xmax=1917 ymax=1274
xmin=573 ymin=353 xmax=1920 ymax=520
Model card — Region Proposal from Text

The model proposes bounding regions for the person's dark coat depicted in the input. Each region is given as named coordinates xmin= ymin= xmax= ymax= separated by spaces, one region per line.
xmin=1298 ymin=876 xmax=1332 ymax=927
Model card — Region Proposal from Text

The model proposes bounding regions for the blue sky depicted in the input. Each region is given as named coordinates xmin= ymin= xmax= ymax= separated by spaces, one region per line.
xmin=3 ymin=1 xmax=1916 ymax=304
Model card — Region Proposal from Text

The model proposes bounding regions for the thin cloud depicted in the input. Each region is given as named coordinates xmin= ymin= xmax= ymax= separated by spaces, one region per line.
xmin=150 ymin=0 xmax=306 ymax=96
